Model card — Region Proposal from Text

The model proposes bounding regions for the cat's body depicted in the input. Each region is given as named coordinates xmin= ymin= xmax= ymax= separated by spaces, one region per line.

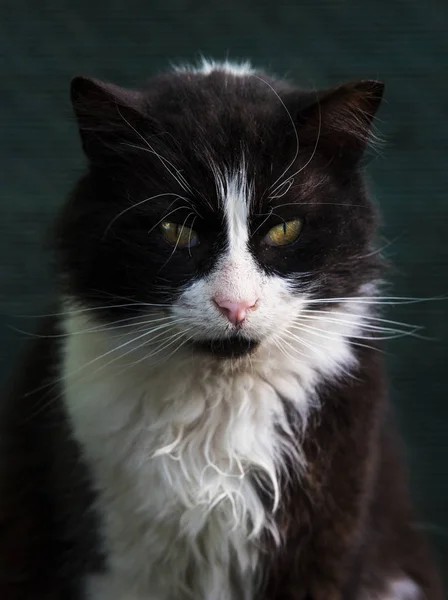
xmin=0 ymin=60 xmax=443 ymax=599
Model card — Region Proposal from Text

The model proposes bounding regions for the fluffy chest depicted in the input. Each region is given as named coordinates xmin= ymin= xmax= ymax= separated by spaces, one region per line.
xmin=62 ymin=325 xmax=318 ymax=600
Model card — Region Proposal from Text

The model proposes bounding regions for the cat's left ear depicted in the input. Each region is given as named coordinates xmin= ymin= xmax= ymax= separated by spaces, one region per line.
xmin=70 ymin=76 xmax=146 ymax=162
xmin=296 ymin=79 xmax=385 ymax=165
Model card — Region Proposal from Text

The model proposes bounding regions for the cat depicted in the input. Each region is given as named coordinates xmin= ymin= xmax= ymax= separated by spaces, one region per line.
xmin=0 ymin=59 xmax=443 ymax=600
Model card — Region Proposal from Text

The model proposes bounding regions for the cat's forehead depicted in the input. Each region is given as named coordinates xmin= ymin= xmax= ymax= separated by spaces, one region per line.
xmin=135 ymin=72 xmax=321 ymax=214
xmin=141 ymin=70 xmax=303 ymax=149
xmin=145 ymin=69 xmax=295 ymax=112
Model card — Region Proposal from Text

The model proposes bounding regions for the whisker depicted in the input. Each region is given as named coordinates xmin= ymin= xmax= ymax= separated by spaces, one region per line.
xmin=270 ymin=329 xmax=315 ymax=364
xmin=24 ymin=321 xmax=180 ymax=400
xmin=66 ymin=323 xmax=181 ymax=381
xmin=282 ymin=329 xmax=355 ymax=379
xmin=147 ymin=206 xmax=195 ymax=237
xmin=104 ymin=193 xmax=179 ymax=237
xmin=295 ymin=313 xmax=426 ymax=339
xmin=270 ymin=334 xmax=303 ymax=364
xmin=188 ymin=216 xmax=198 ymax=258
xmin=265 ymin=200 xmax=371 ymax=210
xmin=288 ymin=323 xmax=381 ymax=354
xmin=87 ymin=289 xmax=174 ymax=308
xmin=252 ymin=75 xmax=300 ymax=198
xmin=10 ymin=296 xmax=177 ymax=320
xmin=299 ymin=311 xmax=422 ymax=334
xmin=158 ymin=212 xmax=195 ymax=271
xmin=250 ymin=208 xmax=274 ymax=239
xmin=7 ymin=315 xmax=179 ymax=339
xmin=307 ymin=295 xmax=447 ymax=306
xmin=129 ymin=140 xmax=192 ymax=192
xmin=117 ymin=107 xmax=193 ymax=195
xmin=300 ymin=308 xmax=420 ymax=330
xmin=282 ymin=329 xmax=329 ymax=362
xmin=268 ymin=178 xmax=294 ymax=200
xmin=125 ymin=327 xmax=196 ymax=367
xmin=24 ymin=324 xmax=187 ymax=422
xmin=269 ymin=90 xmax=322 ymax=198
xmin=354 ymin=235 xmax=401 ymax=260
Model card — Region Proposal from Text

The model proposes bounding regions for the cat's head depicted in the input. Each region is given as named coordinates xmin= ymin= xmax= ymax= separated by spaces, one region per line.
xmin=56 ymin=61 xmax=384 ymax=360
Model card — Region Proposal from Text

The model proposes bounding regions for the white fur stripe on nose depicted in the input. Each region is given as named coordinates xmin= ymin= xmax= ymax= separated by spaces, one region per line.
xmin=215 ymin=160 xmax=251 ymax=257
xmin=211 ymin=160 xmax=260 ymax=309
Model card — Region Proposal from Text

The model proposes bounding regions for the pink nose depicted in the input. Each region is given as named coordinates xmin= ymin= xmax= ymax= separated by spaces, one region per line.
xmin=213 ymin=297 xmax=258 ymax=326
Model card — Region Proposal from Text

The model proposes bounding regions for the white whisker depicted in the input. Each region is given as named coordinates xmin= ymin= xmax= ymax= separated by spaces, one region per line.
xmin=126 ymin=327 xmax=196 ymax=368
xmin=187 ymin=216 xmax=198 ymax=258
xmin=25 ymin=321 xmax=180 ymax=399
xmin=295 ymin=313 xmax=425 ymax=339
xmin=282 ymin=329 xmax=355 ymax=379
xmin=117 ymin=106 xmax=193 ymax=195
xmin=268 ymin=178 xmax=294 ymax=200
xmin=298 ymin=312 xmax=422 ymax=335
xmin=307 ymin=295 xmax=446 ymax=305
xmin=250 ymin=207 xmax=274 ymax=238
xmin=270 ymin=331 xmax=309 ymax=363
xmin=25 ymin=322 xmax=192 ymax=420
xmin=104 ymin=193 xmax=192 ymax=237
xmin=158 ymin=212 xmax=195 ymax=271
xmin=11 ymin=302 xmax=173 ymax=319
xmin=300 ymin=308 xmax=420 ymax=329
xmin=269 ymin=91 xmax=322 ymax=198
xmin=288 ymin=323 xmax=382 ymax=349
xmin=354 ymin=235 xmax=401 ymax=260
xmin=252 ymin=75 xmax=300 ymax=198
xmin=9 ymin=315 xmax=180 ymax=339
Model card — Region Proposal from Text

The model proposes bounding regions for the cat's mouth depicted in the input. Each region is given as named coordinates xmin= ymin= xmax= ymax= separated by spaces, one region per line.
xmin=192 ymin=335 xmax=260 ymax=359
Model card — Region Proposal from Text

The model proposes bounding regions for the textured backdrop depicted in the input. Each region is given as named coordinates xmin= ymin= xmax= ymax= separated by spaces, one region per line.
xmin=1 ymin=0 xmax=447 ymax=577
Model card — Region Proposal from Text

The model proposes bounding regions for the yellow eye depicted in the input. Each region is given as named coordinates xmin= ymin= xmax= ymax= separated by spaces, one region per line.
xmin=264 ymin=219 xmax=303 ymax=247
xmin=160 ymin=221 xmax=199 ymax=248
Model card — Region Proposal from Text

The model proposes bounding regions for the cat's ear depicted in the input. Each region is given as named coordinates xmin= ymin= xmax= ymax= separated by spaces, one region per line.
xmin=297 ymin=80 xmax=384 ymax=165
xmin=70 ymin=76 xmax=145 ymax=161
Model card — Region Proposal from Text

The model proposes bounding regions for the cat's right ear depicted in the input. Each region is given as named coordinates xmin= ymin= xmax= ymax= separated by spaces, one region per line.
xmin=294 ymin=80 xmax=385 ymax=166
xmin=70 ymin=76 xmax=145 ymax=162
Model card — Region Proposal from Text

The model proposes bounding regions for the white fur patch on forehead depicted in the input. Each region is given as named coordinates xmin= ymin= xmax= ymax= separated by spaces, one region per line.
xmin=226 ymin=171 xmax=251 ymax=255
xmin=214 ymin=161 xmax=252 ymax=256
xmin=173 ymin=58 xmax=255 ymax=77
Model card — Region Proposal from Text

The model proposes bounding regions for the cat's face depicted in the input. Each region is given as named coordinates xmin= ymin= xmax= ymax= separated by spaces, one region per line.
xmin=57 ymin=64 xmax=383 ymax=359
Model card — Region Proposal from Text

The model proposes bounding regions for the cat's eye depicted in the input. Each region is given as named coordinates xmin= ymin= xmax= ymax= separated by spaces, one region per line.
xmin=264 ymin=219 xmax=303 ymax=247
xmin=160 ymin=221 xmax=199 ymax=248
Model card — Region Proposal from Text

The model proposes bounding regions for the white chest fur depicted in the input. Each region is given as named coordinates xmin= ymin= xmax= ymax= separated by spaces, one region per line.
xmin=61 ymin=309 xmax=357 ymax=600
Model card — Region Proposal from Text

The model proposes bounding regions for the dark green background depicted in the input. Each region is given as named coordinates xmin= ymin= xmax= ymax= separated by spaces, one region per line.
xmin=1 ymin=0 xmax=447 ymax=580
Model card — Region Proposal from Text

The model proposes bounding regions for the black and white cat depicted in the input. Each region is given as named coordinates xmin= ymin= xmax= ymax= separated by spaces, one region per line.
xmin=0 ymin=59 xmax=443 ymax=600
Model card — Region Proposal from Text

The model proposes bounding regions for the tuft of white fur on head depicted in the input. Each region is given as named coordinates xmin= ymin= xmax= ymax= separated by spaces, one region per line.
xmin=173 ymin=58 xmax=256 ymax=77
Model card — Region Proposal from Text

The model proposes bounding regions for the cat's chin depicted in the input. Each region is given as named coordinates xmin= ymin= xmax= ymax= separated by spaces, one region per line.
xmin=191 ymin=336 xmax=260 ymax=359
